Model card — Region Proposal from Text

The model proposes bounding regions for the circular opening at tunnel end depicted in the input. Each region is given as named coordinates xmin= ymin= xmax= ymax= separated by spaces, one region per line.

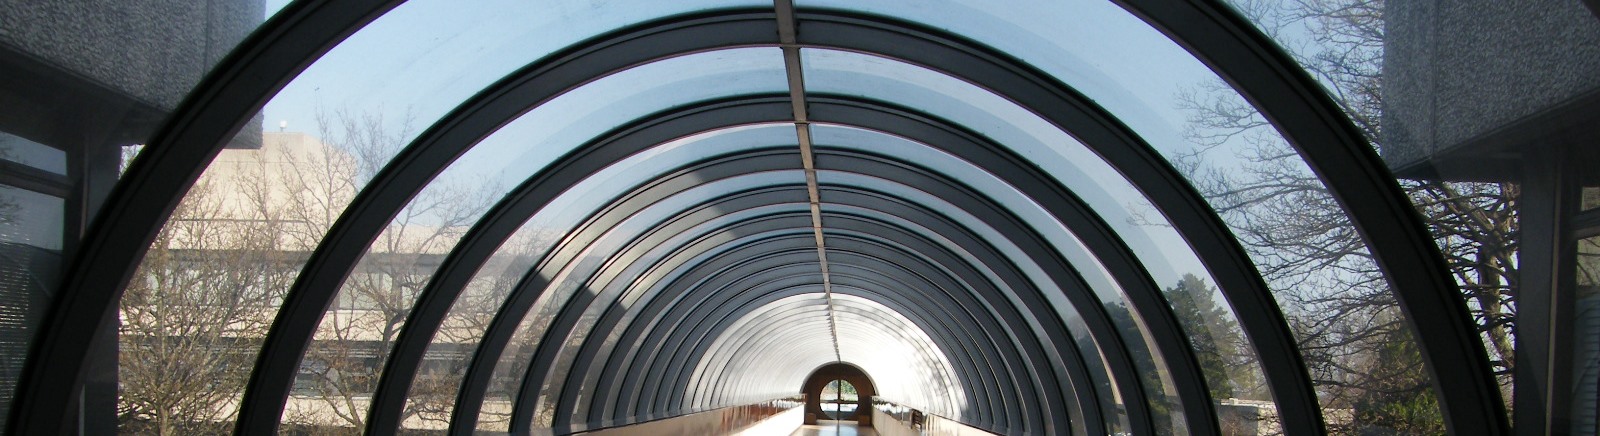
xmin=802 ymin=363 xmax=876 ymax=426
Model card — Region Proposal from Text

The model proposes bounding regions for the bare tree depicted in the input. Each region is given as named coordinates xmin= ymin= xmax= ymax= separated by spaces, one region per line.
xmin=1173 ymin=0 xmax=1515 ymax=432
xmin=118 ymin=109 xmax=499 ymax=434
xmin=281 ymin=110 xmax=497 ymax=434
xmin=118 ymin=145 xmax=303 ymax=435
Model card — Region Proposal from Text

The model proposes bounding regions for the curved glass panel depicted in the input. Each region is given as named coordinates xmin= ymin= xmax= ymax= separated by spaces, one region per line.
xmin=281 ymin=47 xmax=786 ymax=432
xmin=832 ymin=294 xmax=965 ymax=417
xmin=565 ymin=195 xmax=817 ymax=417
xmin=4 ymin=1 xmax=276 ymax=431
xmin=604 ymin=230 xmax=817 ymax=417
xmin=415 ymin=123 xmax=798 ymax=429
xmin=803 ymin=51 xmax=1191 ymax=433
xmin=581 ymin=203 xmax=817 ymax=422
xmin=527 ymin=171 xmax=808 ymax=427
xmin=1216 ymin=1 xmax=1594 ymax=418
xmin=717 ymin=306 xmax=835 ymax=401
xmin=816 ymin=169 xmax=1116 ymax=431
xmin=483 ymin=169 xmax=806 ymax=431
xmin=263 ymin=0 xmax=765 ymax=153
xmin=0 ymin=185 xmax=61 ymax=432
xmin=693 ymin=295 xmax=835 ymax=405
xmin=814 ymin=123 xmax=1273 ymax=422
xmin=610 ymin=204 xmax=815 ymax=409
xmin=724 ymin=309 xmax=834 ymax=391
xmin=114 ymin=1 xmax=772 ymax=431
xmin=14 ymin=1 xmax=1567 ymax=434
xmin=825 ymin=256 xmax=1016 ymax=428
xmin=696 ymin=283 xmax=975 ymax=421
xmin=799 ymin=1 xmax=1439 ymax=421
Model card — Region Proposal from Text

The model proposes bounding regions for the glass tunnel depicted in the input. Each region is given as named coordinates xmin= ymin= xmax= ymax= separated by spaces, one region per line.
xmin=1 ymin=0 xmax=1597 ymax=435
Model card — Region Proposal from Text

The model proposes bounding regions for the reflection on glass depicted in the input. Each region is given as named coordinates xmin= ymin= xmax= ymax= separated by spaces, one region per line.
xmin=832 ymin=296 xmax=964 ymax=420
xmin=820 ymin=379 xmax=859 ymax=420
xmin=0 ymin=133 xmax=66 ymax=175
xmin=814 ymin=123 xmax=1274 ymax=423
xmin=558 ymin=133 xmax=815 ymax=423
xmin=108 ymin=0 xmax=782 ymax=426
xmin=529 ymin=171 xmax=806 ymax=428
xmin=803 ymin=47 xmax=1185 ymax=428
xmin=1217 ymin=0 xmax=1531 ymax=421
xmin=0 ymin=185 xmax=63 ymax=432
xmin=1574 ymin=235 xmax=1600 ymax=434
xmin=120 ymin=133 xmax=340 ymax=434
xmin=692 ymin=295 xmax=836 ymax=413
xmin=474 ymin=178 xmax=805 ymax=430
xmin=279 ymin=46 xmax=787 ymax=432
xmin=819 ymin=169 xmax=1124 ymax=432
xmin=797 ymin=0 xmax=1449 ymax=429
xmin=6 ymin=3 xmax=275 ymax=428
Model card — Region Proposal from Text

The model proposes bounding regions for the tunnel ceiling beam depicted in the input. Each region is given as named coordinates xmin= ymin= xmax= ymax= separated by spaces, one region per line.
xmin=774 ymin=0 xmax=843 ymax=365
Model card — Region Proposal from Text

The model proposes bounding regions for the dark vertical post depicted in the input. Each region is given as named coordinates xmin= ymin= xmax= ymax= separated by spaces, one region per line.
xmin=1516 ymin=142 xmax=1578 ymax=435
xmin=64 ymin=136 xmax=124 ymax=435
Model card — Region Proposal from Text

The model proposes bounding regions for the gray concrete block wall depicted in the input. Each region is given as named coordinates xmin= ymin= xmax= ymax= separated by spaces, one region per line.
xmin=0 ymin=0 xmax=265 ymax=111
xmin=1382 ymin=0 xmax=1600 ymax=168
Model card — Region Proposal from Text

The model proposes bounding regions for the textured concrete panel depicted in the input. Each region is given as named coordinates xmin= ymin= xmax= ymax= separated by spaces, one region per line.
xmin=1382 ymin=0 xmax=1600 ymax=169
xmin=0 ymin=0 xmax=265 ymax=110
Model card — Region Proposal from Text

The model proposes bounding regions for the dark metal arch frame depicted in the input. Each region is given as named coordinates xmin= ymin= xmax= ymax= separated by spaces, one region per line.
xmin=664 ymin=246 xmax=1022 ymax=432
xmin=614 ymin=208 xmax=1088 ymax=436
xmin=679 ymin=282 xmax=964 ymax=421
xmin=697 ymin=289 xmax=939 ymax=410
xmin=794 ymin=15 xmax=1331 ymax=433
xmin=506 ymin=217 xmax=814 ymax=432
xmin=691 ymin=270 xmax=997 ymax=419
xmin=505 ymin=99 xmax=1203 ymax=436
xmin=710 ymin=298 xmax=947 ymax=416
xmin=400 ymin=88 xmax=1222 ymax=436
xmin=374 ymin=92 xmax=1190 ymax=436
xmin=377 ymin=101 xmax=1100 ymax=432
xmin=18 ymin=7 xmax=1222 ymax=436
xmin=573 ymin=250 xmax=1009 ymax=427
xmin=368 ymin=155 xmax=806 ymax=429
xmin=658 ymin=226 xmax=1077 ymax=434
xmin=586 ymin=252 xmax=999 ymax=423
xmin=367 ymin=12 xmax=1334 ymax=433
xmin=595 ymin=229 xmax=1043 ymax=429
xmin=390 ymin=97 xmax=794 ymax=436
xmin=601 ymin=188 xmax=1101 ymax=433
xmin=611 ymin=213 xmax=1024 ymax=426
xmin=7 ymin=2 xmax=1504 ymax=436
xmin=611 ymin=219 xmax=1036 ymax=419
xmin=595 ymin=240 xmax=1018 ymax=429
xmin=589 ymin=245 xmax=1017 ymax=429
xmin=814 ymin=144 xmax=1215 ymax=434
xmin=655 ymin=266 xmax=981 ymax=419
xmin=8 ymin=0 xmax=401 ymax=432
xmin=441 ymin=156 xmax=809 ymax=434
xmin=472 ymin=161 xmax=819 ymax=433
xmin=546 ymin=204 xmax=1003 ymax=427
xmin=412 ymin=89 xmax=1158 ymax=436
xmin=1112 ymin=2 xmax=1508 ymax=431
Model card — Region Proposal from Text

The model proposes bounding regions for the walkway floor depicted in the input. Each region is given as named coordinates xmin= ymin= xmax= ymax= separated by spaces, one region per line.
xmin=788 ymin=420 xmax=878 ymax=436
